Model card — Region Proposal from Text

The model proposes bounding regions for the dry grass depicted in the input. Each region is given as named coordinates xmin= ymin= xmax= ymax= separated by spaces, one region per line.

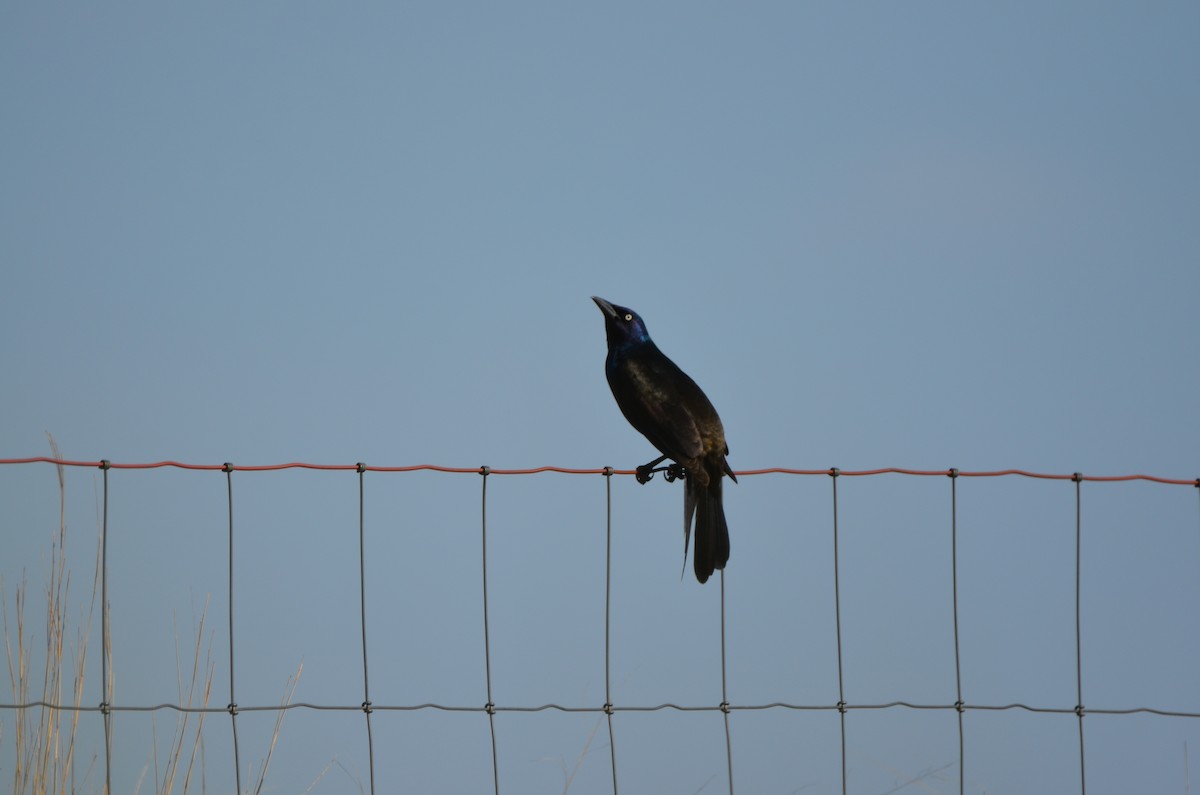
xmin=3 ymin=434 xmax=102 ymax=793
xmin=140 ymin=597 xmax=216 ymax=795
xmin=3 ymin=436 xmax=303 ymax=794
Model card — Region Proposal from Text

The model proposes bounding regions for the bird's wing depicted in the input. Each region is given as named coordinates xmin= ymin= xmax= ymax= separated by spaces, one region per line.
xmin=617 ymin=354 xmax=706 ymax=462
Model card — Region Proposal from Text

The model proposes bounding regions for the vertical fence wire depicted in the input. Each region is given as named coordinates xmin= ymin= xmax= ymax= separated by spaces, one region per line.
xmin=99 ymin=460 xmax=113 ymax=795
xmin=1073 ymin=474 xmax=1086 ymax=794
xmin=480 ymin=467 xmax=500 ymax=795
xmin=949 ymin=469 xmax=964 ymax=795
xmin=224 ymin=463 xmax=243 ymax=795
xmin=603 ymin=467 xmax=619 ymax=794
xmin=830 ymin=468 xmax=847 ymax=795
xmin=720 ymin=571 xmax=734 ymax=795
xmin=356 ymin=464 xmax=376 ymax=794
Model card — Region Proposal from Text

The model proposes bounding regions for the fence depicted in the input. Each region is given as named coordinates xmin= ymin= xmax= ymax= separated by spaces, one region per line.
xmin=2 ymin=458 xmax=1199 ymax=794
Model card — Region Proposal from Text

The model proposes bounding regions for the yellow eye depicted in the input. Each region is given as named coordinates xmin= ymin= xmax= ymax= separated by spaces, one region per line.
xmin=624 ymin=313 xmax=633 ymax=321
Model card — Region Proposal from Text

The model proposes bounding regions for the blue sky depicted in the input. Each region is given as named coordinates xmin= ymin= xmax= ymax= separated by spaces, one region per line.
xmin=3 ymin=3 xmax=1198 ymax=793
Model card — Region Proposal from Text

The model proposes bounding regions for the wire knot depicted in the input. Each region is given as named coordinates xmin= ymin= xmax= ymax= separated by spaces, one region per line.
xmin=227 ymin=702 xmax=239 ymax=716
xmin=1071 ymin=472 xmax=1083 ymax=483
xmin=222 ymin=462 xmax=234 ymax=473
xmin=356 ymin=462 xmax=366 ymax=474
xmin=719 ymin=701 xmax=731 ymax=714
xmin=479 ymin=466 xmax=491 ymax=477
xmin=98 ymin=701 xmax=110 ymax=715
xmin=99 ymin=459 xmax=111 ymax=470
xmin=602 ymin=702 xmax=614 ymax=715
xmin=361 ymin=700 xmax=373 ymax=714
xmin=948 ymin=468 xmax=959 ymax=479
xmin=954 ymin=700 xmax=965 ymax=713
xmin=603 ymin=466 xmax=613 ymax=478
xmin=829 ymin=467 xmax=840 ymax=478
xmin=484 ymin=701 xmax=496 ymax=715
xmin=836 ymin=700 xmax=847 ymax=714
xmin=1075 ymin=704 xmax=1085 ymax=717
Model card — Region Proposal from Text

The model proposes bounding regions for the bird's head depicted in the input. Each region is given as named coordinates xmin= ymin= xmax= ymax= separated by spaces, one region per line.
xmin=592 ymin=296 xmax=651 ymax=350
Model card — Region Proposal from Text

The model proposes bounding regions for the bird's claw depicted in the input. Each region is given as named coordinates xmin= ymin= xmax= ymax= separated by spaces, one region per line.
xmin=634 ymin=462 xmax=688 ymax=484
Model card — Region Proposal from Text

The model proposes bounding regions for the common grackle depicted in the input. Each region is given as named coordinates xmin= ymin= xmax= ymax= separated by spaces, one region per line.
xmin=591 ymin=296 xmax=735 ymax=583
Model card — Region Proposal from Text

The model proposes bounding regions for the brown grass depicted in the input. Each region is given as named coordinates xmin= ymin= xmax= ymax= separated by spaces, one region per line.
xmin=3 ymin=435 xmax=302 ymax=794
xmin=3 ymin=433 xmax=101 ymax=793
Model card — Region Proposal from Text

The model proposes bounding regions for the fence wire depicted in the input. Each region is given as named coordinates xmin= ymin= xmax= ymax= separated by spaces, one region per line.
xmin=2 ymin=458 xmax=1199 ymax=795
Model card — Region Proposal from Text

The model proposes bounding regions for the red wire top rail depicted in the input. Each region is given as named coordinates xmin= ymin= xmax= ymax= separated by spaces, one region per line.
xmin=1 ymin=458 xmax=1196 ymax=485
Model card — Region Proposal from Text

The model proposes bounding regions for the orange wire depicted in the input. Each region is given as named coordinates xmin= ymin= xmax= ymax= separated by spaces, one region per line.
xmin=0 ymin=458 xmax=1195 ymax=485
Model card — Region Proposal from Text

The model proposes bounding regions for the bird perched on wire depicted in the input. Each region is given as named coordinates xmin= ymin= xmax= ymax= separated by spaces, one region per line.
xmin=591 ymin=296 xmax=736 ymax=583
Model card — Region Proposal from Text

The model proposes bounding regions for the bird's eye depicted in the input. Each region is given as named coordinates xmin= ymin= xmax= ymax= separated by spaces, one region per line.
xmin=624 ymin=313 xmax=633 ymax=321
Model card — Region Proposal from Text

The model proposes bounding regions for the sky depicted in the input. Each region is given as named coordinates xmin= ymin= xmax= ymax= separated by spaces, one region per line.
xmin=2 ymin=3 xmax=1199 ymax=793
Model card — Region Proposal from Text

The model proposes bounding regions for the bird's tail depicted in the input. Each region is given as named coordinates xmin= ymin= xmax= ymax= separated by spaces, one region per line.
xmin=683 ymin=461 xmax=731 ymax=584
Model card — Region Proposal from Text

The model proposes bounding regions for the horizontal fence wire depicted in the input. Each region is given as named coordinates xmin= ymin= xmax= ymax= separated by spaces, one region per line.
xmin=2 ymin=458 xmax=1199 ymax=795
xmin=7 ymin=700 xmax=1199 ymax=719
xmin=2 ymin=457 xmax=1199 ymax=485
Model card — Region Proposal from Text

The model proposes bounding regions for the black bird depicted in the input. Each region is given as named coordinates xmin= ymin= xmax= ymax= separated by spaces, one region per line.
xmin=591 ymin=296 xmax=735 ymax=583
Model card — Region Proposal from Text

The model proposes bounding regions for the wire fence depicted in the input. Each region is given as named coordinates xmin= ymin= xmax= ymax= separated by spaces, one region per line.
xmin=2 ymin=458 xmax=1199 ymax=794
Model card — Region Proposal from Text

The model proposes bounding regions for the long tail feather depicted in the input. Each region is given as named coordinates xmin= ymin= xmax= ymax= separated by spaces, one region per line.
xmin=689 ymin=465 xmax=730 ymax=584
xmin=682 ymin=478 xmax=698 ymax=580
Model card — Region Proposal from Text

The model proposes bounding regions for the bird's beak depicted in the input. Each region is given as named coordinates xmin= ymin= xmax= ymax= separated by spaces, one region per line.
xmin=591 ymin=296 xmax=618 ymax=318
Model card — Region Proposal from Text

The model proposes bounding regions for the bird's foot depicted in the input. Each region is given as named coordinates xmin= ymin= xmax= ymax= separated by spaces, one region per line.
xmin=635 ymin=462 xmax=687 ymax=483
xmin=635 ymin=454 xmax=670 ymax=484
xmin=663 ymin=463 xmax=687 ymax=482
